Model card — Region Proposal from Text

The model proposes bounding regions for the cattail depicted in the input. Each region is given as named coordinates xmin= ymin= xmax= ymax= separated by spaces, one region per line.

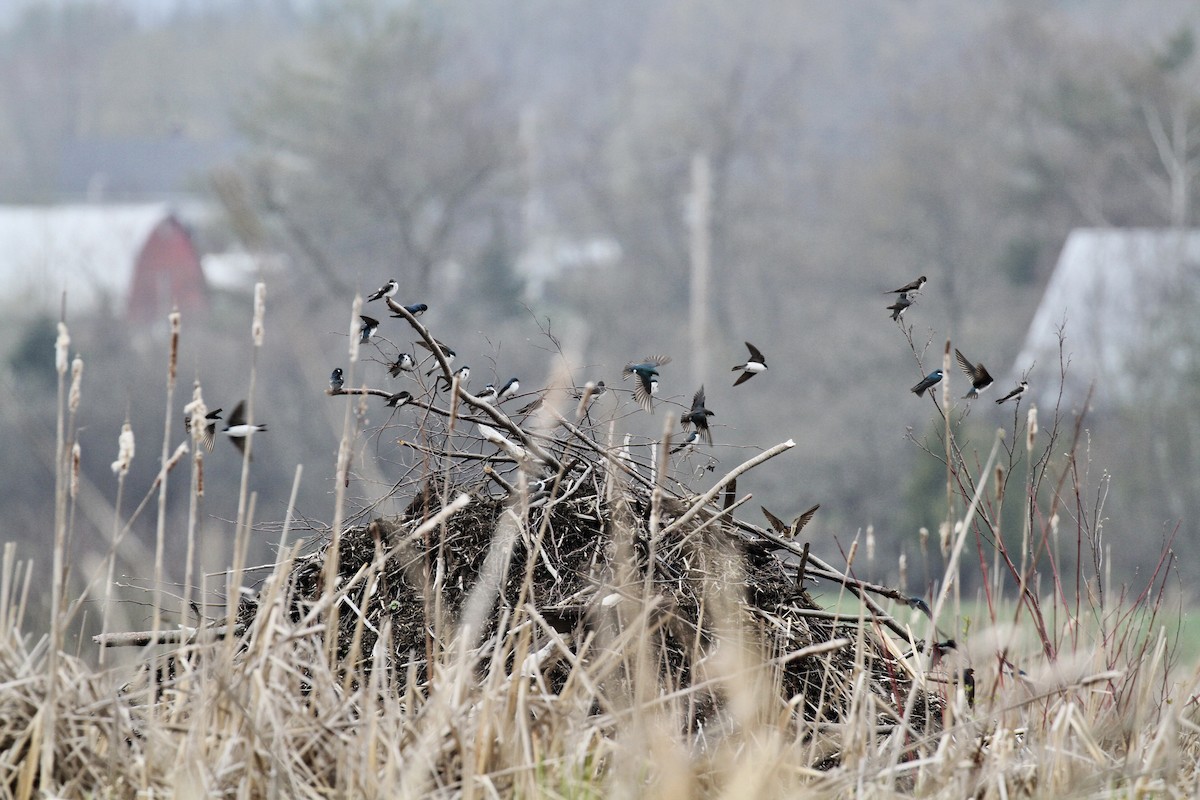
xmin=252 ymin=282 xmax=266 ymax=347
xmin=865 ymin=524 xmax=875 ymax=562
xmin=1026 ymin=406 xmax=1038 ymax=452
xmin=70 ymin=442 xmax=81 ymax=499
xmin=195 ymin=453 xmax=205 ymax=497
xmin=68 ymin=356 xmax=83 ymax=414
xmin=995 ymin=464 xmax=1005 ymax=501
xmin=55 ymin=322 xmax=70 ymax=375
xmin=939 ymin=520 xmax=952 ymax=556
xmin=111 ymin=422 xmax=135 ymax=477
xmin=918 ymin=526 xmax=929 ymax=554
xmin=347 ymin=297 xmax=363 ymax=362
xmin=168 ymin=311 xmax=181 ymax=389
xmin=898 ymin=551 xmax=908 ymax=592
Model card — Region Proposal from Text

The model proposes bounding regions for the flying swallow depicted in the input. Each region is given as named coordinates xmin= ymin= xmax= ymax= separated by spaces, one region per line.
xmin=732 ymin=342 xmax=767 ymax=386
xmin=391 ymin=303 xmax=427 ymax=318
xmin=761 ymin=503 xmax=819 ymax=539
xmin=623 ymin=355 xmax=672 ymax=412
xmin=385 ymin=390 xmax=412 ymax=407
xmin=438 ymin=365 xmax=470 ymax=391
xmin=388 ymin=352 xmax=415 ymax=377
xmin=359 ymin=315 xmax=380 ymax=344
xmin=476 ymin=383 xmax=498 ymax=402
xmin=887 ymin=293 xmax=912 ymax=321
xmin=367 ymin=279 xmax=398 ymax=302
xmin=223 ymin=400 xmax=267 ymax=455
xmin=995 ymin=380 xmax=1029 ymax=405
xmin=906 ymin=596 xmax=932 ymax=618
xmin=911 ymin=369 xmax=944 ymax=396
xmin=885 ymin=275 xmax=927 ymax=295
xmin=955 ymin=349 xmax=994 ymax=399
xmin=671 ymin=429 xmax=700 ymax=454
xmin=329 ymin=367 xmax=344 ymax=392
xmin=185 ymin=408 xmax=223 ymax=452
xmin=680 ymin=385 xmax=715 ymax=445
xmin=497 ymin=377 xmax=520 ymax=401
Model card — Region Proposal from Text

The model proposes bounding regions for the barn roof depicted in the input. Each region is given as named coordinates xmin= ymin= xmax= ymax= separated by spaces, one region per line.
xmin=0 ymin=203 xmax=175 ymax=315
xmin=1011 ymin=227 xmax=1200 ymax=408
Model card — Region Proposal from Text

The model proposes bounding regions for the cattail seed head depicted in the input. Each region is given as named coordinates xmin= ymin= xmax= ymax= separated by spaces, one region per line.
xmin=70 ymin=442 xmax=81 ymax=499
xmin=111 ymin=422 xmax=135 ymax=477
xmin=252 ymin=282 xmax=266 ymax=347
xmin=55 ymin=322 xmax=70 ymax=375
xmin=1026 ymin=406 xmax=1038 ymax=451
xmin=69 ymin=356 xmax=83 ymax=413
xmin=168 ymin=311 xmax=181 ymax=388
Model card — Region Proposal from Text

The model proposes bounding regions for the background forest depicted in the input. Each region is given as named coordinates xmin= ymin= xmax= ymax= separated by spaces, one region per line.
xmin=2 ymin=0 xmax=1199 ymax=618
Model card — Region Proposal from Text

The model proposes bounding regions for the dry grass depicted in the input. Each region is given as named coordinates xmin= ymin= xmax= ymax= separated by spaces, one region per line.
xmin=1 ymin=298 xmax=1198 ymax=799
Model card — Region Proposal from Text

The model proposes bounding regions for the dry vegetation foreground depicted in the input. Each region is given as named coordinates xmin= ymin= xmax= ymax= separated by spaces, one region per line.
xmin=2 ymin=301 xmax=1199 ymax=799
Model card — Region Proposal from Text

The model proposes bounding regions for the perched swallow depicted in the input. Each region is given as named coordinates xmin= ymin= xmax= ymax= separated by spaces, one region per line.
xmin=761 ymin=503 xmax=819 ymax=539
xmin=732 ymin=342 xmax=767 ymax=386
xmin=329 ymin=367 xmax=344 ymax=392
xmin=571 ymin=380 xmax=607 ymax=400
xmin=359 ymin=315 xmax=380 ymax=344
xmin=418 ymin=339 xmax=456 ymax=375
xmin=384 ymin=390 xmax=412 ymax=407
xmin=388 ymin=353 xmax=415 ymax=377
xmin=391 ymin=303 xmax=427 ymax=318
xmin=885 ymin=275 xmax=927 ymax=295
xmin=517 ymin=396 xmax=544 ymax=415
xmin=680 ymin=385 xmax=715 ymax=445
xmin=955 ymin=349 xmax=994 ymax=399
xmin=623 ymin=355 xmax=672 ymax=412
xmin=497 ymin=377 xmax=520 ymax=402
xmin=887 ymin=293 xmax=912 ymax=321
xmin=911 ymin=369 xmax=944 ymax=396
xmin=223 ymin=400 xmax=267 ymax=455
xmin=995 ymin=380 xmax=1029 ymax=405
xmin=185 ymin=408 xmax=223 ymax=452
xmin=367 ymin=279 xmax=398 ymax=302
xmin=476 ymin=383 xmax=498 ymax=402
xmin=671 ymin=429 xmax=700 ymax=454
xmin=438 ymin=365 xmax=470 ymax=390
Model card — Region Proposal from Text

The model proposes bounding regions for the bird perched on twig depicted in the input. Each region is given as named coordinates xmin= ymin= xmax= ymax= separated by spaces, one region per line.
xmin=623 ymin=355 xmax=671 ymax=412
xmin=887 ymin=292 xmax=913 ymax=321
xmin=911 ymin=369 xmax=943 ymax=396
xmin=329 ymin=368 xmax=344 ymax=392
xmin=367 ymin=279 xmax=398 ymax=302
xmin=390 ymin=303 xmax=427 ymax=318
xmin=497 ymin=377 xmax=520 ymax=402
xmin=885 ymin=275 xmax=927 ymax=295
xmin=995 ymin=380 xmax=1028 ymax=405
xmin=671 ymin=429 xmax=700 ymax=455
xmin=418 ymin=339 xmax=456 ymax=375
xmin=732 ymin=342 xmax=768 ymax=386
xmin=680 ymin=385 xmax=715 ymax=445
xmin=385 ymin=390 xmax=412 ymax=407
xmin=388 ymin=352 xmax=415 ymax=377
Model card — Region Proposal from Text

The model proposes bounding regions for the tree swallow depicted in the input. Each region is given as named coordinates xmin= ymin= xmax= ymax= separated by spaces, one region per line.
xmin=954 ymin=348 xmax=994 ymax=399
xmin=885 ymin=275 xmax=927 ymax=295
xmin=185 ymin=408 xmax=223 ymax=452
xmin=418 ymin=339 xmax=456 ymax=375
xmin=680 ymin=385 xmax=715 ymax=445
xmin=671 ymin=429 xmax=700 ymax=454
xmin=476 ymin=383 xmax=498 ymax=402
xmin=367 ymin=279 xmax=398 ymax=302
xmin=995 ymin=380 xmax=1029 ymax=405
xmin=385 ymin=390 xmax=412 ymax=407
xmin=391 ymin=303 xmax=427 ymax=318
xmin=223 ymin=400 xmax=267 ymax=455
xmin=905 ymin=596 xmax=932 ymax=618
xmin=571 ymin=380 xmax=607 ymax=400
xmin=359 ymin=315 xmax=380 ymax=344
xmin=517 ymin=396 xmax=544 ymax=415
xmin=761 ymin=503 xmax=819 ymax=539
xmin=887 ymin=293 xmax=912 ymax=321
xmin=732 ymin=342 xmax=767 ymax=386
xmin=623 ymin=355 xmax=672 ymax=412
xmin=329 ymin=367 xmax=344 ymax=392
xmin=911 ymin=369 xmax=944 ymax=396
xmin=388 ymin=352 xmax=415 ymax=377
xmin=438 ymin=365 xmax=470 ymax=390
xmin=497 ymin=377 xmax=520 ymax=402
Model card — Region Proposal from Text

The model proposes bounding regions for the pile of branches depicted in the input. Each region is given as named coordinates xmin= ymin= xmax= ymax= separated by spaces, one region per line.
xmin=245 ymin=299 xmax=954 ymax=744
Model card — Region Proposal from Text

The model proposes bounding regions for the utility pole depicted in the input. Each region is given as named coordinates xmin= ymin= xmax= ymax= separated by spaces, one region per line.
xmin=687 ymin=152 xmax=712 ymax=389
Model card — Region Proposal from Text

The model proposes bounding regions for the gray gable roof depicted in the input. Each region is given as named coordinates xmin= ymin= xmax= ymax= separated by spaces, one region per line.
xmin=1012 ymin=228 xmax=1200 ymax=408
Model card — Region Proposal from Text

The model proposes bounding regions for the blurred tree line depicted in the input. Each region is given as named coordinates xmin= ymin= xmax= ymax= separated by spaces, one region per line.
xmin=1 ymin=0 xmax=1200 ymax=604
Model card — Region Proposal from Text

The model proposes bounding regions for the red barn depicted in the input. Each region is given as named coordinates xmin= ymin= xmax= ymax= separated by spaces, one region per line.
xmin=0 ymin=204 xmax=207 ymax=323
